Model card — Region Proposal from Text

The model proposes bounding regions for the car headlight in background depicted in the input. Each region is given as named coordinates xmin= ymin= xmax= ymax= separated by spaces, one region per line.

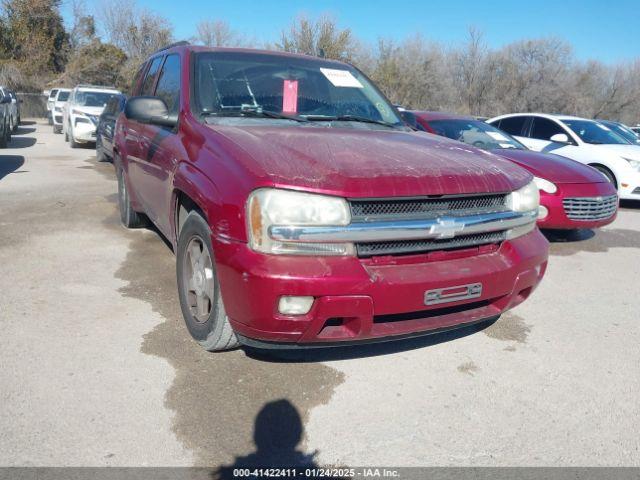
xmin=247 ymin=188 xmax=353 ymax=256
xmin=533 ymin=176 xmax=557 ymax=194
xmin=506 ymin=180 xmax=540 ymax=212
xmin=622 ymin=157 xmax=640 ymax=171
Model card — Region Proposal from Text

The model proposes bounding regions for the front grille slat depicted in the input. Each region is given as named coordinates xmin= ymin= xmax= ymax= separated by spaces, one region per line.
xmin=356 ymin=231 xmax=506 ymax=257
xmin=562 ymin=195 xmax=618 ymax=221
xmin=350 ymin=194 xmax=509 ymax=222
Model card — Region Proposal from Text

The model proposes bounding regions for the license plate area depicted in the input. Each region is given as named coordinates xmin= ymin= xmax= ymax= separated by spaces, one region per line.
xmin=424 ymin=283 xmax=482 ymax=306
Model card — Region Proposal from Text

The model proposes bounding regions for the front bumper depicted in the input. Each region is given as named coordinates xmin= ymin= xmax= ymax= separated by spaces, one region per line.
xmin=537 ymin=182 xmax=618 ymax=230
xmin=213 ymin=229 xmax=549 ymax=346
xmin=618 ymin=170 xmax=640 ymax=200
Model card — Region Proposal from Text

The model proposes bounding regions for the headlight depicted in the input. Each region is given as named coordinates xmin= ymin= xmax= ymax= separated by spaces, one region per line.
xmin=533 ymin=176 xmax=557 ymax=194
xmin=622 ymin=157 xmax=640 ymax=171
xmin=506 ymin=179 xmax=540 ymax=213
xmin=247 ymin=188 xmax=353 ymax=256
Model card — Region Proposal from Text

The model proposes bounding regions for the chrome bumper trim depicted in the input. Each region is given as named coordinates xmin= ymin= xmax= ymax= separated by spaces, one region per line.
xmin=269 ymin=210 xmax=537 ymax=243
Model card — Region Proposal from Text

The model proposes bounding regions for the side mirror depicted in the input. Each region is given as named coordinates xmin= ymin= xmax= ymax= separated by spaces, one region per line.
xmin=550 ymin=133 xmax=570 ymax=144
xmin=124 ymin=96 xmax=177 ymax=128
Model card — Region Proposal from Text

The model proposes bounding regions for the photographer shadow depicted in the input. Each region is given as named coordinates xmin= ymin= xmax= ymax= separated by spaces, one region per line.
xmin=212 ymin=399 xmax=344 ymax=480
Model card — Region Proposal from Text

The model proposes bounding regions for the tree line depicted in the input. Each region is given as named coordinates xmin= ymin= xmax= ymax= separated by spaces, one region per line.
xmin=1 ymin=0 xmax=638 ymax=124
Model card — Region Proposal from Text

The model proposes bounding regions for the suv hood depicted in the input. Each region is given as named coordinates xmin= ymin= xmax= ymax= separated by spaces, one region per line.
xmin=207 ymin=125 xmax=532 ymax=198
xmin=492 ymin=149 xmax=606 ymax=184
xmin=71 ymin=106 xmax=104 ymax=116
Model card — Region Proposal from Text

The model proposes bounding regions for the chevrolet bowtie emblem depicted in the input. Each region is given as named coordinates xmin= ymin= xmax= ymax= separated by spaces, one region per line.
xmin=430 ymin=218 xmax=465 ymax=239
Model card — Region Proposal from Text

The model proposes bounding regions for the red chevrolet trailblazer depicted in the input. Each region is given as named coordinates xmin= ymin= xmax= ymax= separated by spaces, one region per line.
xmin=114 ymin=43 xmax=548 ymax=351
xmin=403 ymin=111 xmax=618 ymax=230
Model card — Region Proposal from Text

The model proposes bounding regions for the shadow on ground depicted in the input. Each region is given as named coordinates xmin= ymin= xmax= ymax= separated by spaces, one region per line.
xmin=8 ymin=136 xmax=37 ymax=148
xmin=211 ymin=399 xmax=336 ymax=478
xmin=0 ymin=154 xmax=25 ymax=180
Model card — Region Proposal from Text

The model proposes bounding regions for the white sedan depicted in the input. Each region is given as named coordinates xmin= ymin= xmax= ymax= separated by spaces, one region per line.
xmin=487 ymin=113 xmax=640 ymax=200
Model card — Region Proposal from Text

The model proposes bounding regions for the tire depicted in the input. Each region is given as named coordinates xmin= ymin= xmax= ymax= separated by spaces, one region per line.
xmin=11 ymin=117 xmax=17 ymax=132
xmin=117 ymin=166 xmax=146 ymax=228
xmin=53 ymin=125 xmax=61 ymax=134
xmin=69 ymin=127 xmax=79 ymax=148
xmin=64 ymin=128 xmax=69 ymax=142
xmin=177 ymin=211 xmax=239 ymax=351
xmin=0 ymin=122 xmax=6 ymax=149
xmin=592 ymin=165 xmax=617 ymax=189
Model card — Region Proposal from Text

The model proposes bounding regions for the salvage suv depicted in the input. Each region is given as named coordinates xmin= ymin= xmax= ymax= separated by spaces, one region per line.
xmin=114 ymin=43 xmax=549 ymax=351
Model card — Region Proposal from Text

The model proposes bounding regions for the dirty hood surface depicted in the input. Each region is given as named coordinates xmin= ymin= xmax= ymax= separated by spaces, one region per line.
xmin=208 ymin=125 xmax=532 ymax=198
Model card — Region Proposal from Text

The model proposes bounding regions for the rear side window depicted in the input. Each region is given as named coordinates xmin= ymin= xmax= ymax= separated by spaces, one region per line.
xmin=131 ymin=65 xmax=146 ymax=95
xmin=154 ymin=54 xmax=181 ymax=116
xmin=497 ymin=116 xmax=527 ymax=136
xmin=530 ymin=118 xmax=565 ymax=140
xmin=141 ymin=57 xmax=163 ymax=96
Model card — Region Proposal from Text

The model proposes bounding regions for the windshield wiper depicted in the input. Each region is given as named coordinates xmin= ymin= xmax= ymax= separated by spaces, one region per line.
xmin=305 ymin=114 xmax=399 ymax=128
xmin=201 ymin=108 xmax=308 ymax=123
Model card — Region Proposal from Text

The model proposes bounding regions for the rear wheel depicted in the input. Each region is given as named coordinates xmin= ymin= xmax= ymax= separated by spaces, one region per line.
xmin=177 ymin=212 xmax=239 ymax=351
xmin=592 ymin=165 xmax=617 ymax=189
xmin=117 ymin=166 xmax=146 ymax=228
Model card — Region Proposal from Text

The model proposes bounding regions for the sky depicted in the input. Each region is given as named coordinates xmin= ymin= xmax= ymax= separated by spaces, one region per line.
xmin=62 ymin=0 xmax=640 ymax=63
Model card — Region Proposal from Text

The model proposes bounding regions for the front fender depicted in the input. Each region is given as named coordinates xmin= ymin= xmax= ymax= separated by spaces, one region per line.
xmin=172 ymin=162 xmax=247 ymax=244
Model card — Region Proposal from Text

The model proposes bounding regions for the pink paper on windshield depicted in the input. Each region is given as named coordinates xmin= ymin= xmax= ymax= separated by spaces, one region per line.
xmin=282 ymin=80 xmax=298 ymax=113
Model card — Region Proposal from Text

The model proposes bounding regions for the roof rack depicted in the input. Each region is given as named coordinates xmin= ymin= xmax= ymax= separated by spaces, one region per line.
xmin=75 ymin=84 xmax=118 ymax=90
xmin=153 ymin=41 xmax=190 ymax=55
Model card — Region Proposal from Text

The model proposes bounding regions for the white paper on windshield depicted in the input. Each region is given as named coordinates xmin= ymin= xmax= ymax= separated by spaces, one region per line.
xmin=487 ymin=131 xmax=509 ymax=141
xmin=320 ymin=68 xmax=363 ymax=88
xmin=499 ymin=143 xmax=516 ymax=148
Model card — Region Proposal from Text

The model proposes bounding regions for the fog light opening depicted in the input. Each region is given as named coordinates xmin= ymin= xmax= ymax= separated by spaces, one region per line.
xmin=278 ymin=296 xmax=314 ymax=315
xmin=538 ymin=205 xmax=549 ymax=220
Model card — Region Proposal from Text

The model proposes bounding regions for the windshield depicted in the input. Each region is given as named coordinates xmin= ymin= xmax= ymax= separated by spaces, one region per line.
xmin=562 ymin=119 xmax=630 ymax=145
xmin=428 ymin=119 xmax=526 ymax=150
xmin=74 ymin=91 xmax=116 ymax=107
xmin=194 ymin=52 xmax=402 ymax=127
xmin=57 ymin=91 xmax=70 ymax=102
xmin=600 ymin=121 xmax=640 ymax=145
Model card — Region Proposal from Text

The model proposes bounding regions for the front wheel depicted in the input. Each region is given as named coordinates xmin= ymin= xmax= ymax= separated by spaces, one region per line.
xmin=177 ymin=212 xmax=239 ymax=351
xmin=117 ymin=166 xmax=146 ymax=228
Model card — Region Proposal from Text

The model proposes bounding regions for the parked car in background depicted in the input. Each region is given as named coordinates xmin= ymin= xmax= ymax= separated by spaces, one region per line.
xmin=52 ymin=88 xmax=71 ymax=134
xmin=46 ymin=88 xmax=60 ymax=125
xmin=598 ymin=120 xmax=640 ymax=145
xmin=115 ymin=44 xmax=548 ymax=352
xmin=487 ymin=113 xmax=640 ymax=201
xmin=96 ymin=93 xmax=126 ymax=162
xmin=404 ymin=111 xmax=618 ymax=230
xmin=0 ymin=87 xmax=19 ymax=132
xmin=63 ymin=85 xmax=121 ymax=148
xmin=0 ymin=93 xmax=11 ymax=148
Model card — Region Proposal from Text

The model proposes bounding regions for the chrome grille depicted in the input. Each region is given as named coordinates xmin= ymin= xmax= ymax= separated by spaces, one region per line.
xmin=356 ymin=231 xmax=506 ymax=257
xmin=350 ymin=194 xmax=509 ymax=222
xmin=562 ymin=195 xmax=618 ymax=221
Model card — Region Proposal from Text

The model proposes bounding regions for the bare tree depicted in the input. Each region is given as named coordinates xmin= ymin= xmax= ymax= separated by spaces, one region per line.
xmin=98 ymin=0 xmax=173 ymax=60
xmin=277 ymin=15 xmax=354 ymax=61
xmin=194 ymin=19 xmax=241 ymax=47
